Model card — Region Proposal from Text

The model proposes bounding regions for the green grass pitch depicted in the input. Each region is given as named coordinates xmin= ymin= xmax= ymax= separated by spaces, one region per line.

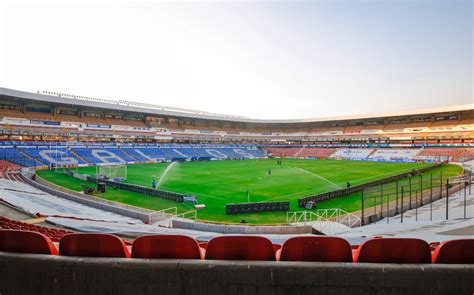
xmin=37 ymin=159 xmax=463 ymax=224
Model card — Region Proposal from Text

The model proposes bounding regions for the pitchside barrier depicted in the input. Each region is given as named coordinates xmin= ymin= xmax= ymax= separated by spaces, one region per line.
xmin=298 ymin=163 xmax=443 ymax=207
xmin=86 ymin=176 xmax=184 ymax=202
xmin=226 ymin=201 xmax=289 ymax=214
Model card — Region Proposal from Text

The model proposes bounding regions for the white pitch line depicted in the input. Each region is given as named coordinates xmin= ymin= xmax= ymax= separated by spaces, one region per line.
xmin=293 ymin=167 xmax=342 ymax=189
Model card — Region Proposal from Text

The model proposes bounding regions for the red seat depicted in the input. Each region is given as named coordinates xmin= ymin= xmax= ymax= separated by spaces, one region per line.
xmin=278 ymin=236 xmax=353 ymax=262
xmin=0 ymin=230 xmax=58 ymax=255
xmin=432 ymin=239 xmax=474 ymax=264
xmin=132 ymin=235 xmax=203 ymax=259
xmin=354 ymin=238 xmax=431 ymax=263
xmin=205 ymin=236 xmax=275 ymax=261
xmin=59 ymin=233 xmax=130 ymax=258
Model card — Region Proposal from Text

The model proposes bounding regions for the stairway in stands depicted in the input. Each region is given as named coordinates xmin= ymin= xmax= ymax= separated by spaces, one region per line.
xmin=293 ymin=147 xmax=305 ymax=158
xmin=17 ymin=150 xmax=47 ymax=166
xmin=366 ymin=149 xmax=378 ymax=158
xmin=68 ymin=148 xmax=88 ymax=164
xmin=120 ymin=148 xmax=139 ymax=162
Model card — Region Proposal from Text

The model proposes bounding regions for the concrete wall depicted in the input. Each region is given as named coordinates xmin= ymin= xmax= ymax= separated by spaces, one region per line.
xmin=172 ymin=219 xmax=312 ymax=234
xmin=0 ymin=252 xmax=473 ymax=295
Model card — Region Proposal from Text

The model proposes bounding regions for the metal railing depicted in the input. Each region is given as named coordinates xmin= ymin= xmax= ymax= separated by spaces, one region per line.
xmin=286 ymin=209 xmax=361 ymax=234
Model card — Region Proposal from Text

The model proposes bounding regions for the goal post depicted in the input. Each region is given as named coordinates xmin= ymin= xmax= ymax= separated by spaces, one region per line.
xmin=96 ymin=163 xmax=128 ymax=181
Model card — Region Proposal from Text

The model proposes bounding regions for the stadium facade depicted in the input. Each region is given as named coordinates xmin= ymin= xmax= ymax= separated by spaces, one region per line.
xmin=0 ymin=87 xmax=473 ymax=145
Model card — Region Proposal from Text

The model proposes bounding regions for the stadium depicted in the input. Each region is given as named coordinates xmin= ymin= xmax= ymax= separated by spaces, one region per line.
xmin=1 ymin=1 xmax=473 ymax=294
xmin=0 ymin=87 xmax=473 ymax=294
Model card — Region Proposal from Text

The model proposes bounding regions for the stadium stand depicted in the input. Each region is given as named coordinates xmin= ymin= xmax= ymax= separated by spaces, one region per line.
xmin=0 ymin=160 xmax=21 ymax=180
xmin=295 ymin=147 xmax=336 ymax=158
xmin=2 ymin=141 xmax=474 ymax=167
xmin=265 ymin=147 xmax=302 ymax=157
xmin=0 ymin=216 xmax=73 ymax=242
xmin=418 ymin=148 xmax=465 ymax=158
xmin=0 ymin=144 xmax=266 ymax=166
xmin=369 ymin=148 xmax=421 ymax=160
xmin=0 ymin=227 xmax=473 ymax=264
xmin=332 ymin=148 xmax=375 ymax=159
xmin=0 ymin=88 xmax=473 ymax=293
xmin=453 ymin=148 xmax=474 ymax=161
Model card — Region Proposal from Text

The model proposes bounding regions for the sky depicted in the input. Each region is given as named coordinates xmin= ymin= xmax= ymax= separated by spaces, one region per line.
xmin=0 ymin=0 xmax=472 ymax=120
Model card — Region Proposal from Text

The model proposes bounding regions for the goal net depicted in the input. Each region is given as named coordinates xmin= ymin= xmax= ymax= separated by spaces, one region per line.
xmin=96 ymin=164 xmax=127 ymax=181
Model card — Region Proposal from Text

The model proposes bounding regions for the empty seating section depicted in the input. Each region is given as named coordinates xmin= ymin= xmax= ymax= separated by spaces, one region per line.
xmin=297 ymin=148 xmax=335 ymax=158
xmin=131 ymin=147 xmax=171 ymax=161
xmin=453 ymin=148 xmax=474 ymax=161
xmin=0 ymin=160 xmax=21 ymax=180
xmin=332 ymin=148 xmax=374 ymax=159
xmin=1 ymin=142 xmax=472 ymax=167
xmin=431 ymin=239 xmax=474 ymax=264
xmin=0 ymin=144 xmax=266 ymax=166
xmin=0 ymin=216 xmax=73 ymax=242
xmin=265 ymin=147 xmax=302 ymax=157
xmin=278 ymin=236 xmax=352 ymax=262
xmin=0 ymin=147 xmax=40 ymax=167
xmin=369 ymin=149 xmax=421 ymax=160
xmin=100 ymin=147 xmax=135 ymax=162
xmin=354 ymin=238 xmax=432 ymax=263
xmin=70 ymin=147 xmax=126 ymax=164
xmin=0 ymin=227 xmax=472 ymax=264
xmin=18 ymin=147 xmax=87 ymax=166
xmin=419 ymin=148 xmax=464 ymax=158
xmin=59 ymin=233 xmax=130 ymax=258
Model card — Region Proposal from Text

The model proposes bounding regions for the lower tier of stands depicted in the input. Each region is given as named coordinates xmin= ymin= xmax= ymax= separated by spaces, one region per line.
xmin=0 ymin=160 xmax=22 ymax=181
xmin=0 ymin=142 xmax=473 ymax=168
xmin=0 ymin=230 xmax=472 ymax=294
xmin=0 ymin=216 xmax=73 ymax=242
xmin=266 ymin=147 xmax=335 ymax=158
xmin=1 ymin=230 xmax=472 ymax=263
xmin=0 ymin=145 xmax=266 ymax=167
xmin=267 ymin=146 xmax=474 ymax=163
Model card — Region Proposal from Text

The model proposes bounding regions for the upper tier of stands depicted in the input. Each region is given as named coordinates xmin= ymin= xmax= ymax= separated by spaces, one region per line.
xmin=0 ymin=105 xmax=473 ymax=140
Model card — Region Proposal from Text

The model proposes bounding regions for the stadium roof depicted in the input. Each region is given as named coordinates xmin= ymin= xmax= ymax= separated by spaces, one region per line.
xmin=0 ymin=87 xmax=472 ymax=124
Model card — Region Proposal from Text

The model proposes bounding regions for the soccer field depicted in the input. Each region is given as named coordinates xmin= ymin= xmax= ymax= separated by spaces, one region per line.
xmin=37 ymin=159 xmax=463 ymax=224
